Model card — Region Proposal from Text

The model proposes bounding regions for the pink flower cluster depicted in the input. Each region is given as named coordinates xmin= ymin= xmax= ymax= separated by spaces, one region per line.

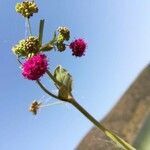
xmin=69 ymin=38 xmax=87 ymax=57
xmin=21 ymin=38 xmax=87 ymax=80
xmin=22 ymin=54 xmax=48 ymax=80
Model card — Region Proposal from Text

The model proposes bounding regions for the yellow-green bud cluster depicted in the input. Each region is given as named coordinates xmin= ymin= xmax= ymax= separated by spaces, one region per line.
xmin=57 ymin=27 xmax=70 ymax=41
xmin=25 ymin=36 xmax=40 ymax=54
xmin=56 ymin=27 xmax=70 ymax=52
xmin=56 ymin=42 xmax=66 ymax=52
xmin=12 ymin=36 xmax=40 ymax=57
xmin=15 ymin=1 xmax=38 ymax=18
xmin=12 ymin=39 xmax=26 ymax=57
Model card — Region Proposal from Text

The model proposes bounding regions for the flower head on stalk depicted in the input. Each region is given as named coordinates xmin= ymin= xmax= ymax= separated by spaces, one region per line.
xmin=15 ymin=1 xmax=38 ymax=18
xmin=12 ymin=39 xmax=26 ymax=57
xmin=22 ymin=53 xmax=48 ymax=80
xmin=25 ymin=36 xmax=40 ymax=55
xmin=29 ymin=99 xmax=65 ymax=115
xmin=56 ymin=26 xmax=70 ymax=52
xmin=29 ymin=100 xmax=42 ymax=115
xmin=57 ymin=27 xmax=70 ymax=41
xmin=69 ymin=38 xmax=87 ymax=57
xmin=12 ymin=36 xmax=40 ymax=57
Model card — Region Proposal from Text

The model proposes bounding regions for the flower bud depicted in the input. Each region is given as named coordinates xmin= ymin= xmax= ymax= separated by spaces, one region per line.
xmin=56 ymin=34 xmax=65 ymax=43
xmin=56 ymin=42 xmax=66 ymax=52
xmin=57 ymin=26 xmax=70 ymax=41
xmin=15 ymin=1 xmax=38 ymax=18
xmin=12 ymin=39 xmax=26 ymax=57
xmin=55 ymin=27 xmax=70 ymax=52
xmin=12 ymin=36 xmax=40 ymax=57
xmin=25 ymin=36 xmax=40 ymax=54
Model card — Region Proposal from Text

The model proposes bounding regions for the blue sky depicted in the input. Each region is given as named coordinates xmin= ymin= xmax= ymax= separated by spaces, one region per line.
xmin=0 ymin=0 xmax=150 ymax=150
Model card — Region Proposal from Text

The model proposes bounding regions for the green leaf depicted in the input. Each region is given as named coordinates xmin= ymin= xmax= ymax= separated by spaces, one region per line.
xmin=54 ymin=65 xmax=73 ymax=99
xmin=39 ymin=19 xmax=45 ymax=46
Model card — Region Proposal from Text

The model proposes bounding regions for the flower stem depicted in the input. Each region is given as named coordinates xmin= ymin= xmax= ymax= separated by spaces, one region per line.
xmin=38 ymin=69 xmax=135 ymax=149
xmin=46 ymin=70 xmax=55 ymax=82
xmin=46 ymin=70 xmax=61 ymax=87
xmin=71 ymin=98 xmax=136 ymax=150
xmin=36 ymin=80 xmax=59 ymax=100
xmin=27 ymin=18 xmax=32 ymax=36
xmin=17 ymin=58 xmax=22 ymax=65
xmin=36 ymin=79 xmax=68 ymax=102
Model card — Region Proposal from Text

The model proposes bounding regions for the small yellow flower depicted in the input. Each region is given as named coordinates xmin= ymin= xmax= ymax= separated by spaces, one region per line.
xmin=15 ymin=1 xmax=38 ymax=18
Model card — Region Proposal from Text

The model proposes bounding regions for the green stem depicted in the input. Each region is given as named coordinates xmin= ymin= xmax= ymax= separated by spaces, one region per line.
xmin=71 ymin=99 xmax=136 ymax=150
xmin=36 ymin=80 xmax=59 ymax=100
xmin=46 ymin=70 xmax=62 ymax=87
xmin=37 ymin=69 xmax=135 ymax=149
xmin=36 ymin=79 xmax=68 ymax=102
xmin=27 ymin=18 xmax=32 ymax=36
xmin=46 ymin=70 xmax=55 ymax=82
xmin=17 ymin=58 xmax=22 ymax=65
xmin=40 ymin=43 xmax=53 ymax=51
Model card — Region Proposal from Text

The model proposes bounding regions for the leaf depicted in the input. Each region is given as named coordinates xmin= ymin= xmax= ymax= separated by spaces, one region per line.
xmin=54 ymin=65 xmax=73 ymax=99
xmin=39 ymin=19 xmax=45 ymax=46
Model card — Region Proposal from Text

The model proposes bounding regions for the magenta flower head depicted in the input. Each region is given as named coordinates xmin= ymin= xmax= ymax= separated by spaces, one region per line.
xmin=69 ymin=38 xmax=87 ymax=57
xmin=22 ymin=54 xmax=48 ymax=80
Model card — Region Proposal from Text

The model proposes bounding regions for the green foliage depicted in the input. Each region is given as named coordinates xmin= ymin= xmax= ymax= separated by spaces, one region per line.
xmin=39 ymin=19 xmax=45 ymax=46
